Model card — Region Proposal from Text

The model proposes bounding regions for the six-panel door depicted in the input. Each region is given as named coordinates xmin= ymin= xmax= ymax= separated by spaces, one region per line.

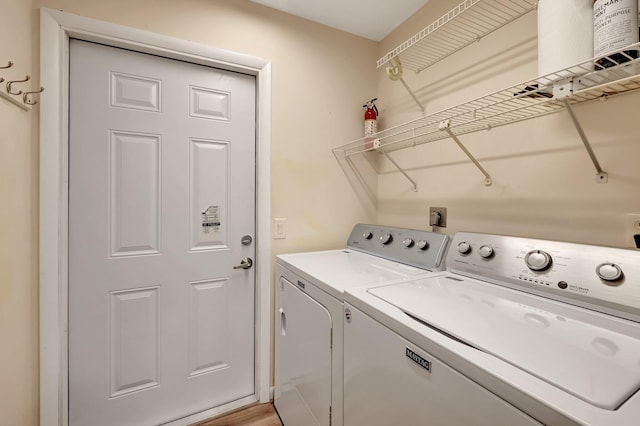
xmin=69 ymin=39 xmax=256 ymax=426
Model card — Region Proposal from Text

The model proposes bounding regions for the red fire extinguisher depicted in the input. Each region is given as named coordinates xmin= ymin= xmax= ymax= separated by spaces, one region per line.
xmin=363 ymin=98 xmax=378 ymax=138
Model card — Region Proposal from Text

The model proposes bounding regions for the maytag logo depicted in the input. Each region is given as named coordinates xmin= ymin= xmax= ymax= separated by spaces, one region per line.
xmin=406 ymin=347 xmax=431 ymax=372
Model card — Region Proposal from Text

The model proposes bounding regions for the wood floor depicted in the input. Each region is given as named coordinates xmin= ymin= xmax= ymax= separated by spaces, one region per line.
xmin=194 ymin=403 xmax=282 ymax=426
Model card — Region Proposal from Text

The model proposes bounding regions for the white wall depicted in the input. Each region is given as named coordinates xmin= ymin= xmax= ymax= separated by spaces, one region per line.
xmin=373 ymin=0 xmax=640 ymax=247
xmin=2 ymin=0 xmax=378 ymax=423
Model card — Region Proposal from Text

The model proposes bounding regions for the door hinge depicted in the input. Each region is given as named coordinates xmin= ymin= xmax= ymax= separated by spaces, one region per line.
xmin=329 ymin=406 xmax=332 ymax=426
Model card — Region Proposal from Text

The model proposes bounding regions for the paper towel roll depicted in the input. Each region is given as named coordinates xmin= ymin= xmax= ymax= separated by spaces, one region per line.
xmin=538 ymin=0 xmax=593 ymax=77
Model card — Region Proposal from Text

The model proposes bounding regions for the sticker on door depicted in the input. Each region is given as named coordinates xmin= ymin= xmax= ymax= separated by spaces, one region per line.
xmin=202 ymin=205 xmax=221 ymax=233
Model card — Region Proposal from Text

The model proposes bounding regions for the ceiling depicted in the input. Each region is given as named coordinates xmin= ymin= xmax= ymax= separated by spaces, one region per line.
xmin=249 ymin=0 xmax=431 ymax=41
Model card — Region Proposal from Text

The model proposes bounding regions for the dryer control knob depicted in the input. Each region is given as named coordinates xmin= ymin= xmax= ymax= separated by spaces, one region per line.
xmin=403 ymin=238 xmax=415 ymax=248
xmin=362 ymin=231 xmax=373 ymax=240
xmin=457 ymin=241 xmax=471 ymax=255
xmin=525 ymin=250 xmax=552 ymax=271
xmin=416 ymin=240 xmax=429 ymax=250
xmin=380 ymin=233 xmax=393 ymax=245
xmin=596 ymin=263 xmax=623 ymax=282
xmin=478 ymin=245 xmax=494 ymax=258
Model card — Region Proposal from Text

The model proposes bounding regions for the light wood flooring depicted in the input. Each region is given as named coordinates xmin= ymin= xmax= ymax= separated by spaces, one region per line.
xmin=194 ymin=403 xmax=282 ymax=426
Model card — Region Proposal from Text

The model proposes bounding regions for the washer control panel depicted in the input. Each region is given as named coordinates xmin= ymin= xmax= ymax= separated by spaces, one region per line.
xmin=447 ymin=232 xmax=640 ymax=321
xmin=348 ymin=224 xmax=450 ymax=271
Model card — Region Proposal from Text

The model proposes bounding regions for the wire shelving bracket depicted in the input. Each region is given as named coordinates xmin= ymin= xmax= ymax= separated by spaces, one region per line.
xmin=439 ymin=119 xmax=492 ymax=186
xmin=334 ymin=43 xmax=640 ymax=188
xmin=379 ymin=0 xmax=538 ymax=116
xmin=382 ymin=150 xmax=418 ymax=191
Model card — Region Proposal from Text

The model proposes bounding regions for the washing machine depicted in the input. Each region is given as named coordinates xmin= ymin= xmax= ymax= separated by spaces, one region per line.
xmin=343 ymin=232 xmax=640 ymax=425
xmin=274 ymin=224 xmax=450 ymax=426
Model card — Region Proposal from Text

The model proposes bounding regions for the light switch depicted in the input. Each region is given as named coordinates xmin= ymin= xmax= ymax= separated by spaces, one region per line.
xmin=274 ymin=218 xmax=287 ymax=239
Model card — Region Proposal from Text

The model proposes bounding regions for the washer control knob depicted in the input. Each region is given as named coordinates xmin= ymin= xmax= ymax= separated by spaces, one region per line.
xmin=478 ymin=245 xmax=494 ymax=259
xmin=457 ymin=241 xmax=471 ymax=255
xmin=403 ymin=238 xmax=415 ymax=248
xmin=416 ymin=240 xmax=429 ymax=250
xmin=362 ymin=231 xmax=373 ymax=240
xmin=525 ymin=250 xmax=552 ymax=271
xmin=596 ymin=263 xmax=623 ymax=282
xmin=380 ymin=233 xmax=393 ymax=245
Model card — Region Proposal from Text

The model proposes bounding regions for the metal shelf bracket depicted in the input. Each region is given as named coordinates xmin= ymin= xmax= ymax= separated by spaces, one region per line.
xmin=439 ymin=120 xmax=493 ymax=186
xmin=386 ymin=56 xmax=426 ymax=114
xmin=382 ymin=150 xmax=418 ymax=192
xmin=399 ymin=78 xmax=426 ymax=114
xmin=561 ymin=98 xmax=608 ymax=184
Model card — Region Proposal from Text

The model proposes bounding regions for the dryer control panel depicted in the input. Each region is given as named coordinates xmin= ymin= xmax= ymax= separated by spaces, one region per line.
xmin=348 ymin=224 xmax=450 ymax=272
xmin=447 ymin=232 xmax=640 ymax=322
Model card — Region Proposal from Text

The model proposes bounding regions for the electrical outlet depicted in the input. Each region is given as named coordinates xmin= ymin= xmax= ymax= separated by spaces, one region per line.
xmin=626 ymin=214 xmax=640 ymax=248
xmin=274 ymin=218 xmax=287 ymax=239
xmin=429 ymin=207 xmax=447 ymax=227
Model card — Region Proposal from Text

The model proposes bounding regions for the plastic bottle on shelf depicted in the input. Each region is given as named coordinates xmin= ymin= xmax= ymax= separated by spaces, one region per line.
xmin=593 ymin=0 xmax=639 ymax=68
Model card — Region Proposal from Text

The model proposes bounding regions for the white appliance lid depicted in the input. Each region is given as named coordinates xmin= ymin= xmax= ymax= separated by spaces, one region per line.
xmin=277 ymin=250 xmax=428 ymax=297
xmin=368 ymin=274 xmax=640 ymax=410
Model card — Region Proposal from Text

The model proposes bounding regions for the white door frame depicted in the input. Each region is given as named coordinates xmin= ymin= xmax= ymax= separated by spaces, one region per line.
xmin=39 ymin=8 xmax=272 ymax=426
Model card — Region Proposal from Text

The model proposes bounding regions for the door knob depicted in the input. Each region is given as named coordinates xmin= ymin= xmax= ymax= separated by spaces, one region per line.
xmin=233 ymin=257 xmax=253 ymax=270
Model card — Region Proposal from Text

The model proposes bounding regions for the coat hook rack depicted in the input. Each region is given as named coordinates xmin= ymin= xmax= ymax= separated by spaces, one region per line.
xmin=6 ymin=75 xmax=30 ymax=95
xmin=23 ymin=87 xmax=44 ymax=105
xmin=0 ymin=60 xmax=12 ymax=84
xmin=1 ymin=60 xmax=43 ymax=111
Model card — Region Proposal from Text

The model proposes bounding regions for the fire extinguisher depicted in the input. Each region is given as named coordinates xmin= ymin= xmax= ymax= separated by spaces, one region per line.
xmin=363 ymin=98 xmax=378 ymax=137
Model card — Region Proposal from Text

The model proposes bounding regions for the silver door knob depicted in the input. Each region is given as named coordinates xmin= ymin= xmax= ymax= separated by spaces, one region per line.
xmin=233 ymin=257 xmax=253 ymax=270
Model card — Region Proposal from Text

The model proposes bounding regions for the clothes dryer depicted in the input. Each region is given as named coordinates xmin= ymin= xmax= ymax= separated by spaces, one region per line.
xmin=274 ymin=224 xmax=449 ymax=426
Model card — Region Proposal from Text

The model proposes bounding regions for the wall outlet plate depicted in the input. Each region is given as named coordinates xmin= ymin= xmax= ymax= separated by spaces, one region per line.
xmin=429 ymin=207 xmax=447 ymax=227
xmin=626 ymin=214 xmax=640 ymax=248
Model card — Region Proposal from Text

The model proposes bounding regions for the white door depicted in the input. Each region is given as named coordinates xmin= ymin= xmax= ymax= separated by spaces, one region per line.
xmin=69 ymin=39 xmax=256 ymax=426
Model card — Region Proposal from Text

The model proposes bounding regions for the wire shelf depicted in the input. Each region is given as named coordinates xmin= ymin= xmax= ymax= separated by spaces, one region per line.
xmin=377 ymin=0 xmax=538 ymax=72
xmin=337 ymin=44 xmax=640 ymax=157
